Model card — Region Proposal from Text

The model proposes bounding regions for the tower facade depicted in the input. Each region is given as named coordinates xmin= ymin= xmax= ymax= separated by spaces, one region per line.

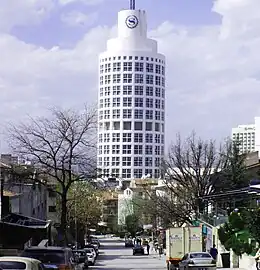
xmin=97 ymin=5 xmax=166 ymax=180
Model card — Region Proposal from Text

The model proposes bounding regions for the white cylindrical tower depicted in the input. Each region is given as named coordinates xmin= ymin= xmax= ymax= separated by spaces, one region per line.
xmin=97 ymin=5 xmax=166 ymax=180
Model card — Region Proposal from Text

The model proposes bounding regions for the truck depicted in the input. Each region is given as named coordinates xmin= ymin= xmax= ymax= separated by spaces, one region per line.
xmin=166 ymin=226 xmax=204 ymax=270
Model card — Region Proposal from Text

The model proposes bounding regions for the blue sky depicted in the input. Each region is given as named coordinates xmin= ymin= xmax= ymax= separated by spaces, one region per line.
xmin=0 ymin=0 xmax=260 ymax=148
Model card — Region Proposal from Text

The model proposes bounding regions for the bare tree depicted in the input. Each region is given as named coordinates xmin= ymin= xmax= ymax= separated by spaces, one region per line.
xmin=156 ymin=132 xmax=227 ymax=225
xmin=7 ymin=106 xmax=97 ymax=244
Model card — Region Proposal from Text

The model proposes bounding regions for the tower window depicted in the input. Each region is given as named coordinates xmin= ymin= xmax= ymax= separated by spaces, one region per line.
xmin=134 ymin=169 xmax=142 ymax=178
xmin=146 ymin=75 xmax=153 ymax=85
xmin=123 ymin=97 xmax=132 ymax=107
xmin=123 ymin=145 xmax=131 ymax=154
xmin=123 ymin=74 xmax=132 ymax=83
xmin=134 ymin=122 xmax=143 ymax=131
xmin=155 ymin=64 xmax=161 ymax=74
xmin=134 ymin=133 xmax=143 ymax=143
xmin=123 ymin=85 xmax=132 ymax=95
xmin=134 ymin=157 xmax=142 ymax=167
xmin=146 ymin=63 xmax=153 ymax=73
xmin=123 ymin=109 xmax=132 ymax=118
xmin=123 ymin=121 xmax=132 ymax=130
xmin=134 ymin=145 xmax=143 ymax=155
xmin=113 ymin=74 xmax=121 ymax=83
xmin=122 ymin=169 xmax=131 ymax=178
xmin=145 ymin=157 xmax=153 ymax=167
xmin=135 ymin=98 xmax=143 ymax=107
xmin=146 ymin=122 xmax=153 ymax=131
xmin=145 ymin=145 xmax=153 ymax=155
xmin=146 ymin=110 xmax=153 ymax=120
xmin=134 ymin=109 xmax=143 ymax=119
xmin=113 ymin=85 xmax=120 ymax=95
xmin=122 ymin=157 xmax=131 ymax=166
xmin=146 ymin=98 xmax=153 ymax=108
xmin=113 ymin=62 xmax=121 ymax=72
xmin=135 ymin=62 xmax=144 ymax=72
xmin=135 ymin=74 xmax=144 ymax=84
xmin=123 ymin=62 xmax=132 ymax=71
xmin=135 ymin=86 xmax=143 ymax=95
xmin=145 ymin=134 xmax=153 ymax=143
xmin=123 ymin=133 xmax=132 ymax=142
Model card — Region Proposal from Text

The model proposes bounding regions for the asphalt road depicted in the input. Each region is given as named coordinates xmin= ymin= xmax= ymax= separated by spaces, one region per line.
xmin=92 ymin=237 xmax=166 ymax=270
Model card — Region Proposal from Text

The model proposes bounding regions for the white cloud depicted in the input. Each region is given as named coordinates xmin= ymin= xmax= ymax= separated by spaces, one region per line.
xmin=61 ymin=11 xmax=98 ymax=27
xmin=0 ymin=0 xmax=54 ymax=32
xmin=58 ymin=0 xmax=103 ymax=6
xmin=0 ymin=0 xmax=260 ymax=146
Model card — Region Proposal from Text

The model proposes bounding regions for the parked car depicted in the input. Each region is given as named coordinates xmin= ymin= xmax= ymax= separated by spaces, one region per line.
xmin=0 ymin=257 xmax=43 ymax=270
xmin=133 ymin=244 xmax=144 ymax=255
xmin=84 ymin=244 xmax=98 ymax=256
xmin=179 ymin=252 xmax=217 ymax=270
xmin=21 ymin=246 xmax=77 ymax=270
xmin=72 ymin=250 xmax=88 ymax=269
xmin=84 ymin=249 xmax=95 ymax=266
xmin=90 ymin=239 xmax=100 ymax=248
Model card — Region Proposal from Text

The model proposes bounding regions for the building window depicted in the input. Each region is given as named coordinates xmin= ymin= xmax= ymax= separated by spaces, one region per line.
xmin=145 ymin=145 xmax=153 ymax=155
xmin=155 ymin=157 xmax=161 ymax=167
xmin=113 ymin=62 xmax=121 ymax=72
xmin=155 ymin=111 xmax=160 ymax=120
xmin=146 ymin=110 xmax=153 ymax=120
xmin=134 ymin=169 xmax=142 ymax=178
xmin=113 ymin=74 xmax=121 ymax=83
xmin=112 ymin=109 xmax=120 ymax=118
xmin=155 ymin=87 xmax=161 ymax=97
xmin=155 ymin=64 xmax=161 ymax=74
xmin=134 ymin=145 xmax=143 ymax=155
xmin=112 ymin=133 xmax=120 ymax=142
xmin=146 ymin=63 xmax=153 ymax=73
xmin=123 ymin=62 xmax=132 ymax=71
xmin=104 ymin=157 xmax=110 ymax=166
xmin=104 ymin=98 xmax=110 ymax=108
xmin=103 ymin=169 xmax=109 ymax=177
xmin=123 ymin=73 xmax=132 ymax=83
xmin=135 ymin=98 xmax=143 ymax=107
xmin=112 ymin=157 xmax=120 ymax=166
xmin=135 ymin=74 xmax=144 ymax=84
xmin=123 ymin=145 xmax=131 ymax=154
xmin=123 ymin=85 xmax=132 ymax=95
xmin=145 ymin=157 xmax=153 ymax=167
xmin=123 ymin=133 xmax=131 ymax=142
xmin=155 ymin=123 xmax=160 ymax=132
xmin=146 ymin=75 xmax=153 ymax=85
xmin=162 ymin=88 xmax=165 ymax=98
xmin=155 ymin=146 xmax=160 ymax=155
xmin=105 ymin=63 xmax=111 ymax=73
xmin=104 ymin=110 xmax=110 ymax=119
xmin=98 ymin=157 xmax=102 ymax=167
xmin=100 ymin=64 xmax=104 ymax=74
xmin=162 ymin=66 xmax=165 ymax=75
xmin=104 ymin=133 xmax=110 ymax=142
xmin=113 ymin=85 xmax=120 ymax=95
xmin=123 ymin=97 xmax=132 ymax=107
xmin=134 ymin=157 xmax=142 ymax=166
xmin=134 ymin=122 xmax=143 ymax=131
xmin=112 ymin=145 xmax=120 ymax=154
xmin=113 ymin=121 xmax=120 ymax=130
xmin=134 ymin=133 xmax=143 ymax=143
xmin=145 ymin=169 xmax=152 ymax=177
xmin=99 ymin=111 xmax=103 ymax=120
xmin=98 ymin=145 xmax=102 ymax=154
xmin=111 ymin=168 xmax=119 ymax=178
xmin=100 ymin=87 xmax=103 ymax=97
xmin=98 ymin=134 xmax=103 ymax=143
xmin=145 ymin=134 xmax=153 ymax=143
xmin=146 ymin=86 xmax=153 ymax=96
xmin=100 ymin=76 xmax=104 ymax=85
xmin=105 ymin=74 xmax=111 ymax=84
xmin=104 ymin=145 xmax=110 ymax=154
xmin=162 ymin=77 xmax=165 ymax=87
xmin=155 ymin=76 xmax=161 ymax=86
xmin=112 ymin=97 xmax=120 ymax=107
xmin=104 ymin=86 xmax=110 ymax=96
xmin=155 ymin=99 xmax=161 ymax=109
xmin=122 ymin=169 xmax=131 ymax=178
xmin=135 ymin=62 xmax=144 ymax=72
xmin=135 ymin=86 xmax=143 ymax=95
xmin=123 ymin=121 xmax=132 ymax=130
xmin=155 ymin=134 xmax=160 ymax=143
xmin=123 ymin=109 xmax=132 ymax=118
xmin=146 ymin=122 xmax=153 ymax=131
xmin=134 ymin=109 xmax=143 ymax=119
xmin=122 ymin=157 xmax=131 ymax=166
xmin=146 ymin=98 xmax=153 ymax=108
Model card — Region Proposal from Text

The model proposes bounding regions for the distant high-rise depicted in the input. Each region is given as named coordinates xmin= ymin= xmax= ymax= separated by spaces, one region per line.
xmin=97 ymin=3 xmax=166 ymax=180
xmin=231 ymin=124 xmax=255 ymax=153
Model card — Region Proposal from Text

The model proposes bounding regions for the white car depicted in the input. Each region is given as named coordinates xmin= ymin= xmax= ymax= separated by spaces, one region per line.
xmin=0 ymin=257 xmax=43 ymax=270
xmin=179 ymin=252 xmax=216 ymax=270
xmin=84 ymin=248 xmax=96 ymax=265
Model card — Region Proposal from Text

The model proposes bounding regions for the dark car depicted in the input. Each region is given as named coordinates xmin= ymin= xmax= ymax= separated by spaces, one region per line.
xmin=21 ymin=246 xmax=77 ymax=270
xmin=72 ymin=250 xmax=88 ymax=269
xmin=90 ymin=239 xmax=100 ymax=248
xmin=133 ymin=244 xmax=144 ymax=255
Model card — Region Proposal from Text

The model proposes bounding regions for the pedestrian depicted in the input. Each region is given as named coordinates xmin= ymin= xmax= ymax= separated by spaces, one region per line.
xmin=159 ymin=245 xmax=163 ymax=258
xmin=255 ymin=248 xmax=260 ymax=270
xmin=146 ymin=243 xmax=150 ymax=255
xmin=209 ymin=244 xmax=218 ymax=260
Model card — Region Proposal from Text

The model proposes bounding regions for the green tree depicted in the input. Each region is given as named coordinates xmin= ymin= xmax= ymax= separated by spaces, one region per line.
xmin=125 ymin=214 xmax=141 ymax=237
xmin=7 ymin=106 xmax=97 ymax=244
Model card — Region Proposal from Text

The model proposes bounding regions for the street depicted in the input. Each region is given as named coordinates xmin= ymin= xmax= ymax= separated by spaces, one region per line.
xmin=92 ymin=238 xmax=166 ymax=270
xmin=92 ymin=237 xmax=247 ymax=270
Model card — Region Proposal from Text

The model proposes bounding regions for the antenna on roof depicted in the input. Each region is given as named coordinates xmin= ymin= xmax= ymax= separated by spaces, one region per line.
xmin=130 ymin=0 xmax=135 ymax=10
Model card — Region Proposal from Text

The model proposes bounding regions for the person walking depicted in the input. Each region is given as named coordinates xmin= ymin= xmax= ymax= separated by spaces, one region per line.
xmin=146 ymin=243 xmax=150 ymax=255
xmin=209 ymin=244 xmax=218 ymax=260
